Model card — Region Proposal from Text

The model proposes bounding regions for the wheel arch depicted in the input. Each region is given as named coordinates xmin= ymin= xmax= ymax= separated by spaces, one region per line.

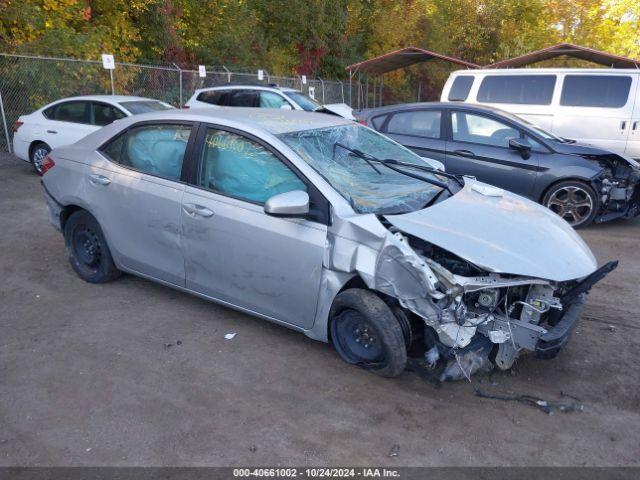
xmin=29 ymin=140 xmax=50 ymax=158
xmin=538 ymin=176 xmax=598 ymax=204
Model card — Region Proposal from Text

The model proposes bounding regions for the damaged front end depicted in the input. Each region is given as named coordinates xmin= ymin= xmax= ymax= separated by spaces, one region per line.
xmin=323 ymin=176 xmax=618 ymax=382
xmin=588 ymin=153 xmax=640 ymax=223
xmin=369 ymin=230 xmax=617 ymax=381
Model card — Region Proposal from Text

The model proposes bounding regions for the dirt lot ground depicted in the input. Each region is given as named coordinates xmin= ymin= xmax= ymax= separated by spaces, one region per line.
xmin=1 ymin=152 xmax=639 ymax=467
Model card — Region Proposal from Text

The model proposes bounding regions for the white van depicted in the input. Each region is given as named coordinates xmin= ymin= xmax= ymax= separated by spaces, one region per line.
xmin=441 ymin=69 xmax=640 ymax=159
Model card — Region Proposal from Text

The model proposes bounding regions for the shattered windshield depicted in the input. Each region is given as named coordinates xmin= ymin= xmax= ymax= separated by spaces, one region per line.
xmin=278 ymin=124 xmax=444 ymax=214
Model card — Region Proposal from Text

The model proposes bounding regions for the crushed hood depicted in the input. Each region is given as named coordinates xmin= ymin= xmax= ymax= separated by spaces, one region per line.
xmin=318 ymin=103 xmax=355 ymax=120
xmin=383 ymin=179 xmax=598 ymax=282
xmin=551 ymin=141 xmax=640 ymax=169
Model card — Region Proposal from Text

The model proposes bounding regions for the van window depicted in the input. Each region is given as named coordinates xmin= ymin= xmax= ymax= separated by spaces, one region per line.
xmin=448 ymin=76 xmax=474 ymax=101
xmin=560 ymin=75 xmax=632 ymax=108
xmin=477 ymin=75 xmax=556 ymax=105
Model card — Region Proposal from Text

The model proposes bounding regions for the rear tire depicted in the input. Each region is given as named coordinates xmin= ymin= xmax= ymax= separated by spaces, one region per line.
xmin=330 ymin=288 xmax=407 ymax=377
xmin=63 ymin=210 xmax=121 ymax=283
xmin=542 ymin=180 xmax=599 ymax=228
xmin=30 ymin=142 xmax=51 ymax=176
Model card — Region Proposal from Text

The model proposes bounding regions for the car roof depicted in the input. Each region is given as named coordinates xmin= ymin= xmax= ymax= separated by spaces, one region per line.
xmin=359 ymin=101 xmax=511 ymax=116
xmin=48 ymin=95 xmax=163 ymax=104
xmin=194 ymin=85 xmax=299 ymax=94
xmin=117 ymin=107 xmax=351 ymax=135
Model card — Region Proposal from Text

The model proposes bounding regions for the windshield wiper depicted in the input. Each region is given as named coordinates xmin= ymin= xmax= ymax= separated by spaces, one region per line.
xmin=376 ymin=157 xmax=465 ymax=187
xmin=334 ymin=142 xmax=382 ymax=174
xmin=334 ymin=142 xmax=454 ymax=192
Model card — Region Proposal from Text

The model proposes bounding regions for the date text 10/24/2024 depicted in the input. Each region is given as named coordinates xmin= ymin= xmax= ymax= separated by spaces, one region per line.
xmin=233 ymin=468 xmax=401 ymax=478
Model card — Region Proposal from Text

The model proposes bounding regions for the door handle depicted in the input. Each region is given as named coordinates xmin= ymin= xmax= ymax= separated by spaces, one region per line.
xmin=633 ymin=121 xmax=639 ymax=132
xmin=183 ymin=203 xmax=214 ymax=217
xmin=88 ymin=174 xmax=111 ymax=186
xmin=621 ymin=121 xmax=627 ymax=131
xmin=46 ymin=130 xmax=58 ymax=134
xmin=453 ymin=149 xmax=475 ymax=158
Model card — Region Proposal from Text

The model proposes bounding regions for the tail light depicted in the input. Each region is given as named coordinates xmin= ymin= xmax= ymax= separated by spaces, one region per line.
xmin=12 ymin=121 xmax=24 ymax=133
xmin=40 ymin=155 xmax=55 ymax=175
xmin=352 ymin=113 xmax=366 ymax=125
xmin=182 ymin=105 xmax=190 ymax=109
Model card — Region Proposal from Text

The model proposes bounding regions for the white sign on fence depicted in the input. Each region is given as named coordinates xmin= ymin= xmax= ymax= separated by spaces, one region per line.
xmin=308 ymin=86 xmax=315 ymax=99
xmin=101 ymin=54 xmax=115 ymax=70
xmin=257 ymin=69 xmax=264 ymax=81
xmin=301 ymin=75 xmax=307 ymax=85
xmin=198 ymin=65 xmax=207 ymax=78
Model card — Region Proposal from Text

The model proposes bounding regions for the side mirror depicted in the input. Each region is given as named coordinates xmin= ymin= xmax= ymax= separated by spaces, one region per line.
xmin=264 ymin=190 xmax=309 ymax=217
xmin=509 ymin=137 xmax=532 ymax=159
xmin=280 ymin=104 xmax=293 ymax=110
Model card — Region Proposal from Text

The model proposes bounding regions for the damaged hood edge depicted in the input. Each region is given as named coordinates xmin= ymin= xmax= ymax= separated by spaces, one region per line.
xmin=383 ymin=179 xmax=598 ymax=282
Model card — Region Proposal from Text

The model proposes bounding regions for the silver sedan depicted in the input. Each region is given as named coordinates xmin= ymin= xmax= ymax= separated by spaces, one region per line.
xmin=41 ymin=108 xmax=615 ymax=381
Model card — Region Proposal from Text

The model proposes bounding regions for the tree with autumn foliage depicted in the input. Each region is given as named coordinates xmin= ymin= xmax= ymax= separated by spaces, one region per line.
xmin=1 ymin=0 xmax=639 ymax=92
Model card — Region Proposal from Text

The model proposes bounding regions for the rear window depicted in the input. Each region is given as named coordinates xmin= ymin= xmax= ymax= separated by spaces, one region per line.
xmin=119 ymin=101 xmax=172 ymax=115
xmin=196 ymin=91 xmax=228 ymax=105
xmin=477 ymin=75 xmax=556 ymax=105
xmin=50 ymin=101 xmax=90 ymax=123
xmin=371 ymin=115 xmax=387 ymax=130
xmin=448 ymin=76 xmax=474 ymax=101
xmin=560 ymin=75 xmax=632 ymax=108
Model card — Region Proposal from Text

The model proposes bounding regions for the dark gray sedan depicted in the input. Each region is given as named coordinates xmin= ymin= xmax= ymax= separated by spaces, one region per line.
xmin=357 ymin=103 xmax=640 ymax=227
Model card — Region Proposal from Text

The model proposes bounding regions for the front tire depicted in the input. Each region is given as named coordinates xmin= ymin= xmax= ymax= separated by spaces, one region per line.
xmin=542 ymin=180 xmax=599 ymax=228
xmin=64 ymin=210 xmax=121 ymax=283
xmin=330 ymin=289 xmax=407 ymax=377
xmin=30 ymin=142 xmax=51 ymax=176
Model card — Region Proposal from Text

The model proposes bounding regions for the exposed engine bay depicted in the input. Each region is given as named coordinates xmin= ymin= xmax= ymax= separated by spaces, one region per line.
xmin=588 ymin=153 xmax=640 ymax=223
xmin=377 ymin=231 xmax=617 ymax=381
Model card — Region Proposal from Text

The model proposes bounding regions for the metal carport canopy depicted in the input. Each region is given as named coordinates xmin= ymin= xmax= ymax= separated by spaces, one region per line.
xmin=345 ymin=46 xmax=479 ymax=75
xmin=485 ymin=43 xmax=640 ymax=69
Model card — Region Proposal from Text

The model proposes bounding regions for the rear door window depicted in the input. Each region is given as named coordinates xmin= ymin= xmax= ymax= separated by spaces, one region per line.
xmin=228 ymin=90 xmax=259 ymax=107
xmin=448 ymin=76 xmax=474 ymax=101
xmin=560 ymin=75 xmax=632 ymax=108
xmin=386 ymin=110 xmax=441 ymax=138
xmin=91 ymin=102 xmax=127 ymax=126
xmin=477 ymin=75 xmax=556 ymax=105
xmin=51 ymin=101 xmax=90 ymax=123
xmin=100 ymin=124 xmax=191 ymax=181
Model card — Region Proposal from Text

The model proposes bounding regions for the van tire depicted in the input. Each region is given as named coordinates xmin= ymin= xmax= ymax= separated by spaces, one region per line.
xmin=542 ymin=180 xmax=599 ymax=228
xmin=64 ymin=210 xmax=121 ymax=283
xmin=330 ymin=288 xmax=407 ymax=377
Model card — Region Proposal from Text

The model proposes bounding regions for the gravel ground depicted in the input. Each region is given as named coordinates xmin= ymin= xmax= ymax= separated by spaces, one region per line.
xmin=1 ymin=152 xmax=639 ymax=466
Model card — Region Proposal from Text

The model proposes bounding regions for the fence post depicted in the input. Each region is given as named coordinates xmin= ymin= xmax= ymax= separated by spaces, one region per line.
xmin=0 ymin=91 xmax=11 ymax=153
xmin=222 ymin=65 xmax=231 ymax=83
xmin=318 ymin=78 xmax=325 ymax=103
xmin=173 ymin=63 xmax=183 ymax=107
xmin=337 ymin=80 xmax=344 ymax=104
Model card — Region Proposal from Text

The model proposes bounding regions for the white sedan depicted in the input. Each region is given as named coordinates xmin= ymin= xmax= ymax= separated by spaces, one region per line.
xmin=12 ymin=95 xmax=174 ymax=174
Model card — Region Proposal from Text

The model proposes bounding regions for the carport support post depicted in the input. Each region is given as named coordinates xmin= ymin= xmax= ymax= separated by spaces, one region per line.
xmin=379 ymin=76 xmax=384 ymax=107
xmin=0 ymin=91 xmax=11 ymax=153
xmin=338 ymin=80 xmax=344 ymax=104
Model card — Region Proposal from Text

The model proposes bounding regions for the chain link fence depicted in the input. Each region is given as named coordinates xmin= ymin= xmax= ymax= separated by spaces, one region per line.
xmin=0 ymin=53 xmax=357 ymax=153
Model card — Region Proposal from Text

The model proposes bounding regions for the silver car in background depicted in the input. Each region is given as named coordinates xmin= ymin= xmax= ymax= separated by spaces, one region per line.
xmin=41 ymin=108 xmax=616 ymax=381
